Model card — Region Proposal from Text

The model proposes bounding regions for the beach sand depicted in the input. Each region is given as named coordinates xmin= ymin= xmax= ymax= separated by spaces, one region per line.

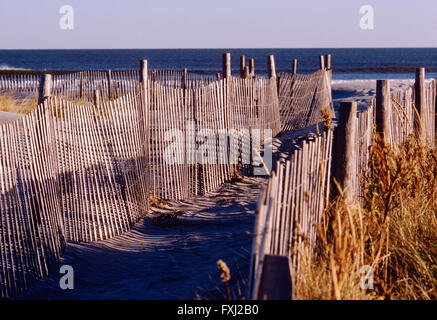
xmin=0 ymin=110 xmax=24 ymax=125
xmin=332 ymin=79 xmax=414 ymax=111
xmin=19 ymin=176 xmax=266 ymax=300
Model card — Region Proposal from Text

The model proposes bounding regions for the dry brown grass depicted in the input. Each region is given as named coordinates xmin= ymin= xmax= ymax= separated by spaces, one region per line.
xmin=149 ymin=193 xmax=168 ymax=208
xmin=217 ymin=259 xmax=232 ymax=300
xmin=321 ymin=107 xmax=333 ymax=130
xmin=229 ymin=166 xmax=251 ymax=183
xmin=195 ymin=255 xmax=248 ymax=300
xmin=0 ymin=92 xmax=38 ymax=114
xmin=295 ymin=134 xmax=437 ymax=300
xmin=294 ymin=198 xmax=379 ymax=300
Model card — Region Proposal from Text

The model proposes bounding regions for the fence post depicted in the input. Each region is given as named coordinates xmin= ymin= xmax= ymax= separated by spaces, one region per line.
xmin=415 ymin=68 xmax=426 ymax=139
xmin=325 ymin=54 xmax=332 ymax=83
xmin=38 ymin=73 xmax=52 ymax=105
xmin=325 ymin=54 xmax=332 ymax=70
xmin=319 ymin=55 xmax=325 ymax=70
xmin=268 ymin=55 xmax=276 ymax=79
xmin=94 ymin=89 xmax=100 ymax=107
xmin=249 ymin=58 xmax=255 ymax=77
xmin=434 ymin=78 xmax=437 ymax=143
xmin=183 ymin=68 xmax=188 ymax=90
xmin=240 ymin=55 xmax=246 ymax=78
xmin=79 ymin=72 xmax=84 ymax=100
xmin=268 ymin=55 xmax=278 ymax=97
xmin=222 ymin=53 xmax=233 ymax=173
xmin=107 ymin=69 xmax=113 ymax=100
xmin=223 ymin=53 xmax=231 ymax=78
xmin=140 ymin=59 xmax=150 ymax=194
xmin=244 ymin=66 xmax=250 ymax=79
xmin=332 ymin=101 xmax=357 ymax=203
xmin=292 ymin=59 xmax=297 ymax=75
xmin=376 ymin=80 xmax=392 ymax=144
xmin=140 ymin=59 xmax=148 ymax=102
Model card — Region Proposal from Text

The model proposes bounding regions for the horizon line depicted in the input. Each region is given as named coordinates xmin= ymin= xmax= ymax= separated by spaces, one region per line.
xmin=1 ymin=47 xmax=437 ymax=51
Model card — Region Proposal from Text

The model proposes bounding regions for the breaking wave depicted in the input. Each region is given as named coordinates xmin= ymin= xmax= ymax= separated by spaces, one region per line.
xmin=0 ymin=64 xmax=31 ymax=71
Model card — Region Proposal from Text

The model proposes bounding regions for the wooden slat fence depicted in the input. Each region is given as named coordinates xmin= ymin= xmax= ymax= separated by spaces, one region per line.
xmin=353 ymin=102 xmax=375 ymax=200
xmin=0 ymin=69 xmax=217 ymax=101
xmin=149 ymin=76 xmax=281 ymax=200
xmin=51 ymin=91 xmax=149 ymax=242
xmin=0 ymin=102 xmax=66 ymax=299
xmin=389 ymin=80 xmax=435 ymax=148
xmin=149 ymin=70 xmax=217 ymax=89
xmin=390 ymin=87 xmax=415 ymax=145
xmin=278 ymin=70 xmax=334 ymax=131
xmin=423 ymin=80 xmax=436 ymax=146
xmin=249 ymin=130 xmax=333 ymax=299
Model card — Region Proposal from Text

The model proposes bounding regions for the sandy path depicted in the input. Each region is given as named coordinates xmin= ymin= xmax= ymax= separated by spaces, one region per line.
xmin=0 ymin=110 xmax=24 ymax=125
xmin=18 ymin=176 xmax=266 ymax=300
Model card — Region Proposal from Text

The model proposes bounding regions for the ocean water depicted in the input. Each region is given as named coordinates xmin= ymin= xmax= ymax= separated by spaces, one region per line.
xmin=1 ymin=48 xmax=437 ymax=80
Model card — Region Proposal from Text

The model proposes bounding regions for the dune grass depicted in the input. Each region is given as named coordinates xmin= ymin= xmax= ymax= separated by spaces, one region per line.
xmin=295 ymin=134 xmax=437 ymax=300
xmin=0 ymin=91 xmax=38 ymax=114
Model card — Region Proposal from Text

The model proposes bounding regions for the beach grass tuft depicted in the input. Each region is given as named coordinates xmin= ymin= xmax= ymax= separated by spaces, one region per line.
xmin=321 ymin=107 xmax=333 ymax=130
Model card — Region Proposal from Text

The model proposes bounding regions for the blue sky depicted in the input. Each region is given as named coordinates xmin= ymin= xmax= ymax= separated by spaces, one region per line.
xmin=0 ymin=0 xmax=436 ymax=49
